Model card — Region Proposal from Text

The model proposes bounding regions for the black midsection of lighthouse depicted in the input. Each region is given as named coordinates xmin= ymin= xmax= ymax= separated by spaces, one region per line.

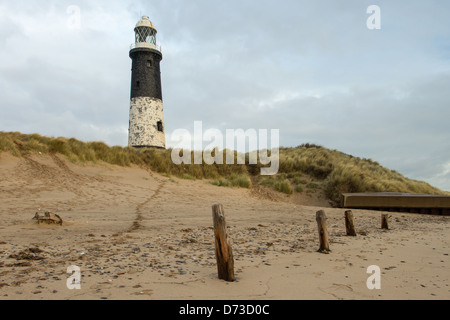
xmin=130 ymin=50 xmax=162 ymax=101
xmin=128 ymin=16 xmax=165 ymax=149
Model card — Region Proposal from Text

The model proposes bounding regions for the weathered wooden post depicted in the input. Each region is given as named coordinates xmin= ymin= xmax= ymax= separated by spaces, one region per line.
xmin=345 ymin=210 xmax=357 ymax=236
xmin=212 ymin=204 xmax=235 ymax=282
xmin=381 ymin=214 xmax=390 ymax=230
xmin=316 ymin=210 xmax=331 ymax=253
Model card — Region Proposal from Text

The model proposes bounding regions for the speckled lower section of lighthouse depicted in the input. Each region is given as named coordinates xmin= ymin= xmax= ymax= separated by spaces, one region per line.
xmin=128 ymin=97 xmax=165 ymax=148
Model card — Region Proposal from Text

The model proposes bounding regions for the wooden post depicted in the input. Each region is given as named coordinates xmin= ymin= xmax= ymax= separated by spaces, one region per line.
xmin=381 ymin=214 xmax=390 ymax=230
xmin=345 ymin=210 xmax=357 ymax=236
xmin=212 ymin=204 xmax=235 ymax=282
xmin=316 ymin=210 xmax=331 ymax=254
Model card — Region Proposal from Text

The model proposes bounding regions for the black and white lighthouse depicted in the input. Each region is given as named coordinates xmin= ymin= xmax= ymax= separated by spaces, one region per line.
xmin=128 ymin=16 xmax=165 ymax=149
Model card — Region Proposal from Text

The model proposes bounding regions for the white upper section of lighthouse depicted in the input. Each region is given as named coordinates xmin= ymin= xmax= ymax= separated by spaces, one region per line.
xmin=130 ymin=16 xmax=161 ymax=52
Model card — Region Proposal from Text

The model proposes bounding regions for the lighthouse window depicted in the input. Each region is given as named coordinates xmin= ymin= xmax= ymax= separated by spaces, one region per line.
xmin=136 ymin=27 xmax=156 ymax=45
xmin=136 ymin=81 xmax=140 ymax=89
xmin=157 ymin=121 xmax=163 ymax=132
xmin=147 ymin=60 xmax=152 ymax=67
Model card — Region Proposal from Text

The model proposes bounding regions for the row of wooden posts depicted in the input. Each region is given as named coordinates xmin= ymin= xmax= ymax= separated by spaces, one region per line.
xmin=212 ymin=204 xmax=390 ymax=282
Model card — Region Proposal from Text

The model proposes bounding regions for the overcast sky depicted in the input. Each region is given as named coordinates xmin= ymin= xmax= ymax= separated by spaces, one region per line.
xmin=0 ymin=0 xmax=449 ymax=191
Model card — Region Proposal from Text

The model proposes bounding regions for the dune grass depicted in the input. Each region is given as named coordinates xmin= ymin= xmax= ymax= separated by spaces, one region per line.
xmin=1 ymin=131 xmax=446 ymax=205
xmin=210 ymin=173 xmax=252 ymax=189
xmin=0 ymin=131 xmax=248 ymax=181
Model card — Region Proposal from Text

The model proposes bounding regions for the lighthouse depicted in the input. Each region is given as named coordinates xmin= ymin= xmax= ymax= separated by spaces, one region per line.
xmin=128 ymin=16 xmax=165 ymax=149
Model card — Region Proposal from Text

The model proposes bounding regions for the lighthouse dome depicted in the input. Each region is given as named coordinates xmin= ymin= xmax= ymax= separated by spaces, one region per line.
xmin=135 ymin=16 xmax=157 ymax=31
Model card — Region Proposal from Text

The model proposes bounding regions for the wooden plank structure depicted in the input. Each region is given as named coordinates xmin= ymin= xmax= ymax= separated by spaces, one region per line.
xmin=341 ymin=192 xmax=450 ymax=216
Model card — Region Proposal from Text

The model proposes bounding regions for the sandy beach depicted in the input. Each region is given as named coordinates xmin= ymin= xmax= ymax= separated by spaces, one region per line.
xmin=0 ymin=152 xmax=449 ymax=300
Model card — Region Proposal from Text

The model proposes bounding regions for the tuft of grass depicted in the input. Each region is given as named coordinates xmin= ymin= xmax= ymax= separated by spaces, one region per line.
xmin=210 ymin=174 xmax=251 ymax=189
xmin=210 ymin=179 xmax=228 ymax=187
xmin=229 ymin=174 xmax=252 ymax=188
xmin=307 ymin=182 xmax=319 ymax=189
xmin=292 ymin=176 xmax=308 ymax=185
xmin=0 ymin=132 xmax=21 ymax=156
xmin=274 ymin=180 xmax=293 ymax=195
xmin=181 ymin=174 xmax=196 ymax=180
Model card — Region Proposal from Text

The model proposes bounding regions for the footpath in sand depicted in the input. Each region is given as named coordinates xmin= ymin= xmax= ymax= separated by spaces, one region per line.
xmin=0 ymin=153 xmax=449 ymax=300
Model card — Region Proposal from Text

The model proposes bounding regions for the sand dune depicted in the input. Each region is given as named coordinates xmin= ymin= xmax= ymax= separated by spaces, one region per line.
xmin=0 ymin=152 xmax=449 ymax=300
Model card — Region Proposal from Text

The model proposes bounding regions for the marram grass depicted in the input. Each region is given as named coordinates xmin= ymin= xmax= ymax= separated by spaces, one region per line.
xmin=1 ymin=132 xmax=446 ymax=205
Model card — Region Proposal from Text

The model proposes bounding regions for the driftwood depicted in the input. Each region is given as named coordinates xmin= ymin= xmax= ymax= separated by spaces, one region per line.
xmin=212 ymin=204 xmax=235 ymax=282
xmin=316 ymin=210 xmax=331 ymax=254
xmin=33 ymin=211 xmax=63 ymax=226
xmin=381 ymin=214 xmax=389 ymax=230
xmin=345 ymin=210 xmax=357 ymax=236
